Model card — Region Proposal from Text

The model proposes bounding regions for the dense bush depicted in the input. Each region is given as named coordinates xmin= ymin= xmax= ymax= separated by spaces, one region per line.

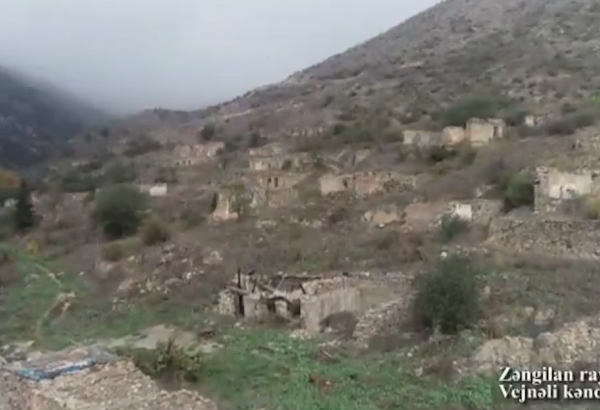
xmin=544 ymin=112 xmax=595 ymax=135
xmin=59 ymin=170 xmax=97 ymax=193
xmin=103 ymin=161 xmax=137 ymax=184
xmin=502 ymin=107 xmax=528 ymax=127
xmin=501 ymin=171 xmax=534 ymax=211
xmin=438 ymin=95 xmax=511 ymax=127
xmin=439 ymin=215 xmax=469 ymax=242
xmin=140 ymin=217 xmax=171 ymax=246
xmin=423 ymin=145 xmax=457 ymax=163
xmin=248 ymin=132 xmax=265 ymax=148
xmin=199 ymin=124 xmax=216 ymax=141
xmin=102 ymin=241 xmax=125 ymax=261
xmin=75 ymin=160 xmax=103 ymax=173
xmin=13 ymin=179 xmax=36 ymax=231
xmin=154 ymin=166 xmax=178 ymax=184
xmin=92 ymin=184 xmax=148 ymax=239
xmin=120 ymin=338 xmax=202 ymax=383
xmin=123 ymin=136 xmax=162 ymax=157
xmin=412 ymin=256 xmax=481 ymax=334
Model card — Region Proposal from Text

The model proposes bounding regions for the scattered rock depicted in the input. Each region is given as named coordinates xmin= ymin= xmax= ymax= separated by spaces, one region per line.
xmin=203 ymin=250 xmax=223 ymax=265
xmin=362 ymin=205 xmax=403 ymax=227
xmin=471 ymin=314 xmax=600 ymax=374
xmin=0 ymin=341 xmax=35 ymax=363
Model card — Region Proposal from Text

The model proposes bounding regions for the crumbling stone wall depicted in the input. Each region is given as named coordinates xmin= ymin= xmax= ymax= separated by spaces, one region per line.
xmin=466 ymin=118 xmax=506 ymax=146
xmin=362 ymin=205 xmax=403 ymax=226
xmin=402 ymin=118 xmax=505 ymax=149
xmin=249 ymin=157 xmax=286 ymax=171
xmin=574 ymin=133 xmax=600 ymax=152
xmin=172 ymin=142 xmax=224 ymax=167
xmin=402 ymin=130 xmax=442 ymax=147
xmin=248 ymin=143 xmax=285 ymax=157
xmin=443 ymin=199 xmax=503 ymax=225
xmin=487 ymin=216 xmax=600 ymax=260
xmin=287 ymin=126 xmax=326 ymax=138
xmin=352 ymin=299 xmax=406 ymax=348
xmin=319 ymin=172 xmax=417 ymax=197
xmin=301 ymin=288 xmax=362 ymax=335
xmin=243 ymin=172 xmax=308 ymax=209
xmin=524 ymin=114 xmax=549 ymax=127
xmin=404 ymin=202 xmax=448 ymax=231
xmin=534 ymin=167 xmax=600 ymax=213
xmin=251 ymin=171 xmax=308 ymax=191
xmin=212 ymin=184 xmax=250 ymax=221
xmin=251 ymin=187 xmax=298 ymax=208
xmin=441 ymin=126 xmax=466 ymax=145
xmin=216 ymin=274 xmax=399 ymax=336
xmin=249 ymin=153 xmax=311 ymax=172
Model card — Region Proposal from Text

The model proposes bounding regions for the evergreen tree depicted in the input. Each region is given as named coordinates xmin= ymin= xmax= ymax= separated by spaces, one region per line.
xmin=14 ymin=179 xmax=35 ymax=230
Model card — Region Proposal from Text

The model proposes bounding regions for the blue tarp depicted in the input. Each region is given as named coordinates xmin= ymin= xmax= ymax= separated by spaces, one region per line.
xmin=13 ymin=359 xmax=97 ymax=381
xmin=9 ymin=346 xmax=117 ymax=381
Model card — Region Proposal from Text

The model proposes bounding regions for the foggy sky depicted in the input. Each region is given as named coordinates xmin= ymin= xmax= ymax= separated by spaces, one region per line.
xmin=0 ymin=0 xmax=439 ymax=114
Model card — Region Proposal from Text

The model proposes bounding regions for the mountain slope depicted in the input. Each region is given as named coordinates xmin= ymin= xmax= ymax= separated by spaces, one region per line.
xmin=0 ymin=66 xmax=109 ymax=169
xmin=193 ymin=0 xmax=600 ymax=136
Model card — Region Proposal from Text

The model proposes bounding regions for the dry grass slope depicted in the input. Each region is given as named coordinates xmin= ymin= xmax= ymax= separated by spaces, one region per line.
xmin=200 ymin=0 xmax=600 ymax=136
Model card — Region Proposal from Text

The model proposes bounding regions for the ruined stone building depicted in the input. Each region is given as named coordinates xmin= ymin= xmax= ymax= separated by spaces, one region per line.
xmin=402 ymin=117 xmax=506 ymax=148
xmin=172 ymin=142 xmax=225 ymax=167
xmin=402 ymin=130 xmax=442 ymax=147
xmin=465 ymin=118 xmax=506 ymax=146
xmin=248 ymin=143 xmax=285 ymax=158
xmin=534 ymin=166 xmax=600 ymax=214
xmin=249 ymin=171 xmax=308 ymax=207
xmin=212 ymin=184 xmax=249 ymax=221
xmin=319 ymin=171 xmax=417 ymax=197
xmin=286 ymin=126 xmax=326 ymax=138
xmin=247 ymin=142 xmax=311 ymax=172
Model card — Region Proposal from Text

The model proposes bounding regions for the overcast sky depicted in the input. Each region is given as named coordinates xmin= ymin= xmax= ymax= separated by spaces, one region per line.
xmin=0 ymin=0 xmax=439 ymax=114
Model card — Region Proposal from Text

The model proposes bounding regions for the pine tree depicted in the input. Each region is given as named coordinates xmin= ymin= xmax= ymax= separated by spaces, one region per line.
xmin=14 ymin=179 xmax=35 ymax=230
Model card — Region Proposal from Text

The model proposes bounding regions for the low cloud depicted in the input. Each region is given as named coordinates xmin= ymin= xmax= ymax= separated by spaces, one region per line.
xmin=0 ymin=0 xmax=439 ymax=113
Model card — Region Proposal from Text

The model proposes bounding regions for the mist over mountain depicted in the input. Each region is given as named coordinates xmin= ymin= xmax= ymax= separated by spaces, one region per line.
xmin=0 ymin=65 xmax=109 ymax=169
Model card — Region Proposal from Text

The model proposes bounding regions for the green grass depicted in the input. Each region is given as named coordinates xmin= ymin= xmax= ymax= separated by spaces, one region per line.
xmin=0 ymin=246 xmax=201 ymax=349
xmin=123 ymin=329 xmax=495 ymax=410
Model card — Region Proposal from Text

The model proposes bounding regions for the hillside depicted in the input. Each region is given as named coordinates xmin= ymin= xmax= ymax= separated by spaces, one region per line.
xmin=107 ymin=0 xmax=600 ymax=144
xmin=100 ymin=0 xmax=600 ymax=145
xmin=5 ymin=1 xmax=600 ymax=410
xmin=184 ymin=0 xmax=599 ymax=138
xmin=0 ymin=66 xmax=109 ymax=169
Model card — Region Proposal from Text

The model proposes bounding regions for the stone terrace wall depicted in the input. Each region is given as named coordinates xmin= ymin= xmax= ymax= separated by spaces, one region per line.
xmin=443 ymin=199 xmax=503 ymax=225
xmin=487 ymin=216 xmax=600 ymax=260
xmin=352 ymin=299 xmax=406 ymax=348
xmin=319 ymin=171 xmax=419 ymax=197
